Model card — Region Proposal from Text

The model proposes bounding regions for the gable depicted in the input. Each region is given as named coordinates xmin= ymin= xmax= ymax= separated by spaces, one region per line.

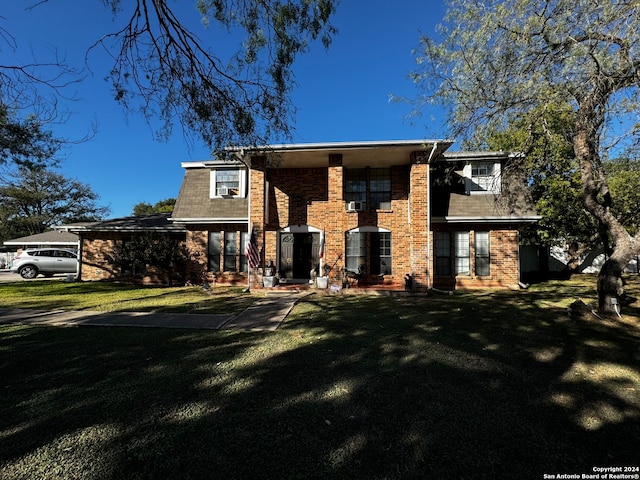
xmin=172 ymin=167 xmax=248 ymax=222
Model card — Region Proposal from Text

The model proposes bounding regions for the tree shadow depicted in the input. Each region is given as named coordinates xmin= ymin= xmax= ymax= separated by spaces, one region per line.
xmin=0 ymin=282 xmax=638 ymax=479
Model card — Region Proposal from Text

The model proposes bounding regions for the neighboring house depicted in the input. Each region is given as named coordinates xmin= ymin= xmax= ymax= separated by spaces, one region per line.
xmin=3 ymin=230 xmax=79 ymax=251
xmin=63 ymin=213 xmax=187 ymax=284
xmin=2 ymin=231 xmax=79 ymax=268
xmin=173 ymin=140 xmax=539 ymax=290
xmin=547 ymin=246 xmax=639 ymax=275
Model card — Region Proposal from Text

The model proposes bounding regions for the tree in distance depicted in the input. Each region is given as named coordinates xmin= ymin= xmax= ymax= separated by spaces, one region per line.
xmin=132 ymin=198 xmax=176 ymax=216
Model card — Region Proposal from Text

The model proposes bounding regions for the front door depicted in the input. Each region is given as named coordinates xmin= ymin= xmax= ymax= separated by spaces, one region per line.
xmin=279 ymin=232 xmax=320 ymax=280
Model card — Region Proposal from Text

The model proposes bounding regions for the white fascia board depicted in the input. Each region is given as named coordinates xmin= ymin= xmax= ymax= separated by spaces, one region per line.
xmin=432 ymin=216 xmax=541 ymax=224
xmin=169 ymin=217 xmax=248 ymax=224
xmin=441 ymin=151 xmax=524 ymax=162
xmin=181 ymin=160 xmax=245 ymax=169
xmin=228 ymin=139 xmax=454 ymax=153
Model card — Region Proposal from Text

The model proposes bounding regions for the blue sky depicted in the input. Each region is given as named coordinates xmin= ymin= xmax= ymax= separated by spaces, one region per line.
xmin=3 ymin=1 xmax=447 ymax=218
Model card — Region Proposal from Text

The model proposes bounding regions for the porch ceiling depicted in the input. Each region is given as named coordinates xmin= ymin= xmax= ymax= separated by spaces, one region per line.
xmin=243 ymin=140 xmax=454 ymax=168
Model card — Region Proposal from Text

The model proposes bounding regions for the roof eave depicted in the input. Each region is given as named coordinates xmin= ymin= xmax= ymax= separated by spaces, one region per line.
xmin=169 ymin=217 xmax=248 ymax=224
xmin=432 ymin=215 xmax=541 ymax=224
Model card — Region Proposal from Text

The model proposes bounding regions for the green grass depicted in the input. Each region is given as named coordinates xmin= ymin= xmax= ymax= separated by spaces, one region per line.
xmin=0 ymin=280 xmax=258 ymax=315
xmin=1 ymin=276 xmax=639 ymax=479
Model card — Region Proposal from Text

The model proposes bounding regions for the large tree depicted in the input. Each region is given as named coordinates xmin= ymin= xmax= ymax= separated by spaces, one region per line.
xmin=486 ymin=104 xmax=601 ymax=272
xmin=0 ymin=104 xmax=63 ymax=170
xmin=3 ymin=1 xmax=337 ymax=154
xmin=0 ymin=167 xmax=109 ymax=239
xmin=412 ymin=0 xmax=640 ymax=313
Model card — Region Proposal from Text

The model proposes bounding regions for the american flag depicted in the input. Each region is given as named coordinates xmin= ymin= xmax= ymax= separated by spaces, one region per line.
xmin=245 ymin=227 xmax=260 ymax=269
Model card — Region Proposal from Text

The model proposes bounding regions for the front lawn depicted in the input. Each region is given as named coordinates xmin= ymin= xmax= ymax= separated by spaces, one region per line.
xmin=0 ymin=280 xmax=257 ymax=315
xmin=1 ymin=276 xmax=638 ymax=479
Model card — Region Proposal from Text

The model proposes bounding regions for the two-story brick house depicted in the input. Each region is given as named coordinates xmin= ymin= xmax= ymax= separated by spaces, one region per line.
xmin=170 ymin=140 xmax=539 ymax=290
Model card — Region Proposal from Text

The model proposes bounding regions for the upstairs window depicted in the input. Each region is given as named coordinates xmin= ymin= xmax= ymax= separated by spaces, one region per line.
xmin=370 ymin=168 xmax=391 ymax=210
xmin=210 ymin=168 xmax=246 ymax=198
xmin=465 ymin=162 xmax=501 ymax=194
xmin=344 ymin=167 xmax=391 ymax=210
xmin=345 ymin=169 xmax=367 ymax=204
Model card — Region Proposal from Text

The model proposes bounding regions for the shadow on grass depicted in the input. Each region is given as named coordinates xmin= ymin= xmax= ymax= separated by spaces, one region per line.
xmin=0 ymin=277 xmax=638 ymax=479
xmin=0 ymin=281 xmax=256 ymax=315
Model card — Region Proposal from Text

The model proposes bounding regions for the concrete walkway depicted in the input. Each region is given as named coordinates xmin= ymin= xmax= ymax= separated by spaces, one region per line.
xmin=0 ymin=291 xmax=310 ymax=332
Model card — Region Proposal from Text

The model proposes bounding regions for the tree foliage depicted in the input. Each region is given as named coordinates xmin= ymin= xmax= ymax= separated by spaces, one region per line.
xmin=486 ymin=104 xmax=600 ymax=270
xmin=0 ymin=167 xmax=109 ymax=239
xmin=606 ymin=156 xmax=640 ymax=237
xmin=2 ymin=1 xmax=336 ymax=154
xmin=0 ymin=104 xmax=63 ymax=169
xmin=96 ymin=0 xmax=337 ymax=153
xmin=412 ymin=0 xmax=640 ymax=312
xmin=132 ymin=198 xmax=176 ymax=216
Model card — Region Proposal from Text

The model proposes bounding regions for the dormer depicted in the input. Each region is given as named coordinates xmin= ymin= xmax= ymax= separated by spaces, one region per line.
xmin=209 ymin=166 xmax=248 ymax=198
xmin=462 ymin=161 xmax=502 ymax=194
xmin=440 ymin=151 xmax=516 ymax=196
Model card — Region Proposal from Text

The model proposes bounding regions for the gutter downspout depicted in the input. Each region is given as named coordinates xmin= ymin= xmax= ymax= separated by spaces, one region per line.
xmin=236 ymin=149 xmax=252 ymax=292
xmin=426 ymin=142 xmax=438 ymax=289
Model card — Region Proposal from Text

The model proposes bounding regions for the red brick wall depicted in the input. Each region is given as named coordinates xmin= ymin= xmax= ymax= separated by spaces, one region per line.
xmin=80 ymin=232 xmax=186 ymax=285
xmin=254 ymin=163 xmax=419 ymax=288
xmin=432 ymin=227 xmax=520 ymax=289
xmin=252 ymin=162 xmax=521 ymax=290
xmin=408 ymin=161 xmax=429 ymax=289
xmin=81 ymin=234 xmax=119 ymax=281
xmin=184 ymin=225 xmax=249 ymax=286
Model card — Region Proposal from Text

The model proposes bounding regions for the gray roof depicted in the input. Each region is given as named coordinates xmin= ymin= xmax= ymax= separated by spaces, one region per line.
xmin=3 ymin=230 xmax=79 ymax=246
xmin=171 ymin=168 xmax=248 ymax=222
xmin=431 ymin=152 xmax=539 ymax=223
xmin=440 ymin=192 xmax=538 ymax=221
xmin=64 ymin=213 xmax=186 ymax=232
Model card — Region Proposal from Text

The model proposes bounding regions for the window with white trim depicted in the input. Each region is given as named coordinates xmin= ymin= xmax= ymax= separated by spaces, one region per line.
xmin=345 ymin=231 xmax=392 ymax=275
xmin=210 ymin=168 xmax=246 ymax=198
xmin=475 ymin=231 xmax=490 ymax=276
xmin=455 ymin=231 xmax=470 ymax=275
xmin=208 ymin=230 xmax=248 ymax=272
xmin=464 ymin=162 xmax=501 ymax=194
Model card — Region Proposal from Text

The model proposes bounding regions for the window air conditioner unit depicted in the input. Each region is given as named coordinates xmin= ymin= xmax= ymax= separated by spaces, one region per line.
xmin=216 ymin=186 xmax=229 ymax=196
xmin=346 ymin=201 xmax=363 ymax=211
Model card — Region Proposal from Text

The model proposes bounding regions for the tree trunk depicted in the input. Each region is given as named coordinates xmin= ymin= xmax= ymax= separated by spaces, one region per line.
xmin=596 ymin=237 xmax=640 ymax=314
xmin=573 ymin=98 xmax=640 ymax=314
xmin=597 ymin=258 xmax=623 ymax=314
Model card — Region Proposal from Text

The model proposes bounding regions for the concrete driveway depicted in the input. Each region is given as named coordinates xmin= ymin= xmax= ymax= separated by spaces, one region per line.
xmin=0 ymin=270 xmax=73 ymax=283
xmin=0 ymin=291 xmax=310 ymax=331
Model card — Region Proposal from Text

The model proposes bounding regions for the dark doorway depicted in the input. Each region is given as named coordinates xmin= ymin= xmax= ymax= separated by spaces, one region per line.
xmin=279 ymin=231 xmax=321 ymax=280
